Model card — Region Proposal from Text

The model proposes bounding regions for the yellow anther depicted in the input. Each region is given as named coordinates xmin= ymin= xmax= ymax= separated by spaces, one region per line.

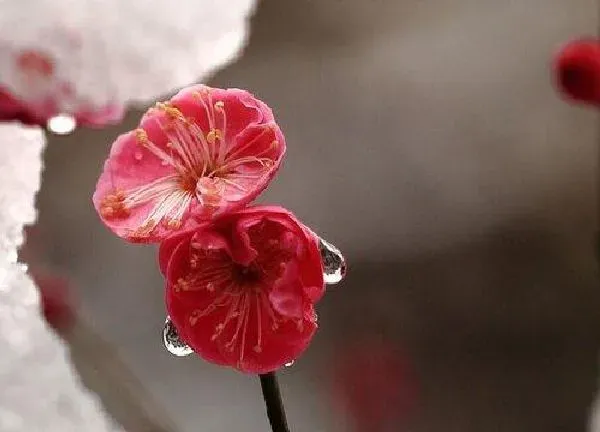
xmin=166 ymin=219 xmax=182 ymax=229
xmin=206 ymin=128 xmax=223 ymax=144
xmin=157 ymin=102 xmax=184 ymax=120
xmin=134 ymin=128 xmax=148 ymax=144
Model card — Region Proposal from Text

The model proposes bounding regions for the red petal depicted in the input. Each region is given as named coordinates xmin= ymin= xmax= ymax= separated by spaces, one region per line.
xmin=166 ymin=285 xmax=229 ymax=366
xmin=158 ymin=231 xmax=191 ymax=276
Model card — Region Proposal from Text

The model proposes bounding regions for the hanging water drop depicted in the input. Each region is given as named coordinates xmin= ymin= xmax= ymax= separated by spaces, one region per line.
xmin=162 ymin=317 xmax=193 ymax=357
xmin=285 ymin=360 xmax=294 ymax=367
xmin=318 ymin=237 xmax=346 ymax=284
xmin=46 ymin=114 xmax=76 ymax=135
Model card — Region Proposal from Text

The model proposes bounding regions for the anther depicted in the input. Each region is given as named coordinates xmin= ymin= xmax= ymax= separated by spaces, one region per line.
xmin=156 ymin=102 xmax=185 ymax=120
xmin=206 ymin=128 xmax=223 ymax=144
xmin=134 ymin=128 xmax=148 ymax=145
xmin=166 ymin=219 xmax=182 ymax=229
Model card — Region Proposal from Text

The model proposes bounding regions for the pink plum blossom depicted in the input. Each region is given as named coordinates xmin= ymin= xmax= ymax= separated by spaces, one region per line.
xmin=93 ymin=85 xmax=285 ymax=243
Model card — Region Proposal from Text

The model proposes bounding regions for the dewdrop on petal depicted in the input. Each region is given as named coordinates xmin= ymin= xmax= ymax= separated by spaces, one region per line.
xmin=163 ymin=316 xmax=193 ymax=357
xmin=318 ymin=237 xmax=346 ymax=285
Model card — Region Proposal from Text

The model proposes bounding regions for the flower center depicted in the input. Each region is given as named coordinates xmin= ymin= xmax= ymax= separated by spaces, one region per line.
xmin=178 ymin=173 xmax=197 ymax=193
xmin=233 ymin=262 xmax=263 ymax=288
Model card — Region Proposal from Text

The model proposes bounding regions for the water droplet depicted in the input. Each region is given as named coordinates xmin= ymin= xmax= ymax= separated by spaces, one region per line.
xmin=318 ymin=237 xmax=346 ymax=284
xmin=162 ymin=317 xmax=193 ymax=357
xmin=134 ymin=151 xmax=143 ymax=161
xmin=46 ymin=114 xmax=76 ymax=135
xmin=285 ymin=360 xmax=294 ymax=367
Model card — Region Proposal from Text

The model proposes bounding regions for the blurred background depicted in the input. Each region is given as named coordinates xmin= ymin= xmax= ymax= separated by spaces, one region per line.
xmin=26 ymin=0 xmax=600 ymax=430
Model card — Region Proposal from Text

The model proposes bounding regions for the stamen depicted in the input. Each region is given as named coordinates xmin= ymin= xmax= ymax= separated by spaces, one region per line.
xmin=260 ymin=293 xmax=281 ymax=331
xmin=206 ymin=128 xmax=223 ymax=145
xmin=163 ymin=135 xmax=195 ymax=174
xmin=211 ymin=294 xmax=242 ymax=341
xmin=123 ymin=175 xmax=180 ymax=207
xmin=104 ymin=175 xmax=193 ymax=239
xmin=225 ymin=172 xmax=266 ymax=181
xmin=189 ymin=291 xmax=232 ymax=326
xmin=192 ymin=89 xmax=237 ymax=174
xmin=224 ymin=124 xmax=275 ymax=162
xmin=176 ymin=270 xmax=230 ymax=292
xmin=205 ymin=89 xmax=216 ymax=129
xmin=238 ymin=295 xmax=250 ymax=364
xmin=134 ymin=128 xmax=187 ymax=173
xmin=128 ymin=220 xmax=157 ymax=240
xmin=192 ymin=88 xmax=216 ymax=131
xmin=211 ymin=156 xmax=274 ymax=177
xmin=214 ymin=101 xmax=228 ymax=166
xmin=219 ymin=177 xmax=249 ymax=193
xmin=186 ymin=119 xmax=214 ymax=173
xmin=141 ymin=190 xmax=192 ymax=231
xmin=156 ymin=103 xmax=212 ymax=176
xmin=225 ymin=293 xmax=249 ymax=352
xmin=194 ymin=272 xmax=234 ymax=291
xmin=99 ymin=190 xmax=129 ymax=219
xmin=253 ymin=293 xmax=263 ymax=353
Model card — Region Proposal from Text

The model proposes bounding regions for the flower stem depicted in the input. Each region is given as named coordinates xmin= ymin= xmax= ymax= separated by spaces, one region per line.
xmin=259 ymin=372 xmax=290 ymax=432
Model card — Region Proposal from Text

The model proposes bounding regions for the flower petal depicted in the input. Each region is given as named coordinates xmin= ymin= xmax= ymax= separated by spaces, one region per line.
xmin=158 ymin=230 xmax=190 ymax=276
xmin=268 ymin=261 xmax=304 ymax=318
xmin=166 ymin=287 xmax=229 ymax=366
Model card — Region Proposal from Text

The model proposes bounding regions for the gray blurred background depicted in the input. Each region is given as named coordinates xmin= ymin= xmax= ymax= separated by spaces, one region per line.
xmin=31 ymin=0 xmax=600 ymax=430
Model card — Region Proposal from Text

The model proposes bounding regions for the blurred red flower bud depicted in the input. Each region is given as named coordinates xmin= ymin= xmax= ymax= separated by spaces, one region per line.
xmin=553 ymin=38 xmax=600 ymax=106
xmin=30 ymin=269 xmax=77 ymax=333
xmin=332 ymin=339 xmax=418 ymax=431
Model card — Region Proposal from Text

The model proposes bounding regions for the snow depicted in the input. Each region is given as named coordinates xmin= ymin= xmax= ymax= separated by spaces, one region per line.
xmin=0 ymin=123 xmax=121 ymax=431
